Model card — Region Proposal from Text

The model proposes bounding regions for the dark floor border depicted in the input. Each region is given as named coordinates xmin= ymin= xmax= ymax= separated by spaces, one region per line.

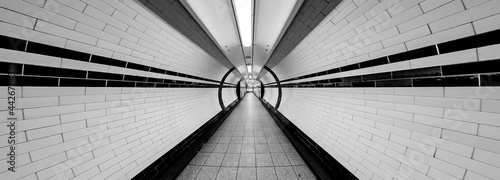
xmin=265 ymin=29 xmax=500 ymax=85
xmin=258 ymin=95 xmax=358 ymax=180
xmin=0 ymin=34 xmax=234 ymax=86
xmin=132 ymin=98 xmax=241 ymax=180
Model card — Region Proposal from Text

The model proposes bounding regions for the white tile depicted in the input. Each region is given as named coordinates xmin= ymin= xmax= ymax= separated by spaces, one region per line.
xmin=394 ymin=119 xmax=441 ymax=136
xmin=0 ymin=0 xmax=76 ymax=29
xmin=478 ymin=125 xmax=500 ymax=140
xmin=0 ymin=48 xmax=61 ymax=68
xmin=395 ymin=103 xmax=444 ymax=117
xmin=442 ymin=129 xmax=500 ymax=153
xmin=103 ymin=0 xmax=138 ymax=18
xmin=66 ymin=40 xmax=113 ymax=58
xmin=30 ymin=137 xmax=89 ymax=161
xmin=0 ymin=5 xmax=36 ymax=28
xmin=382 ymin=25 xmax=431 ymax=47
xmin=0 ymin=152 xmax=67 ymax=179
xmin=472 ymin=148 xmax=500 ymax=168
xmin=464 ymin=170 xmax=492 ymax=180
xmin=436 ymin=149 xmax=500 ymax=179
xmin=394 ymin=87 xmax=443 ymax=97
xmin=81 ymin=0 xmax=115 ymax=15
xmin=24 ymin=104 xmax=85 ymax=119
xmin=415 ymin=96 xmax=480 ymax=111
xmin=46 ymin=0 xmax=106 ymax=30
xmin=61 ymin=58 xmax=109 ymax=72
xmin=444 ymin=108 xmax=500 ymax=126
xmin=444 ymin=87 xmax=500 ymax=99
xmin=60 ymin=109 xmax=106 ymax=123
xmin=26 ymin=120 xmax=86 ymax=140
xmin=35 ymin=20 xmax=97 ymax=46
xmin=481 ymin=99 xmax=500 ymax=113
xmin=429 ymin=0 xmax=500 ymax=33
xmin=406 ymin=23 xmax=475 ymax=50
xmin=103 ymin=25 xmax=139 ymax=43
xmin=17 ymin=97 xmax=59 ymax=109
xmin=397 ymin=0 xmax=464 ymax=33
xmin=83 ymin=6 xmax=127 ymax=31
xmin=410 ymin=49 xmax=477 ymax=69
xmin=473 ymin=13 xmax=500 ymax=34
xmin=74 ymin=22 xmax=119 ymax=43
xmin=23 ymin=87 xmax=85 ymax=97
xmin=60 ymin=94 xmax=105 ymax=105
xmin=478 ymin=44 xmax=500 ymax=61
xmin=414 ymin=114 xmax=478 ymax=135
xmin=419 ymin=0 xmax=453 ymax=12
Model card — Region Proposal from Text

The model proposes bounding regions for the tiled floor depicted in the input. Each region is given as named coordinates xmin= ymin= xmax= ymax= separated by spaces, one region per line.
xmin=176 ymin=94 xmax=316 ymax=180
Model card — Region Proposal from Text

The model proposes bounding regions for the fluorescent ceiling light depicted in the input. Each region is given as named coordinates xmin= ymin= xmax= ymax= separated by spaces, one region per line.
xmin=234 ymin=0 xmax=252 ymax=47
xmin=247 ymin=64 xmax=252 ymax=73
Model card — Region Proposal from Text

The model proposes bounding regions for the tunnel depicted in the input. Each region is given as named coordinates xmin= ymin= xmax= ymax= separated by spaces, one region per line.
xmin=1 ymin=0 xmax=500 ymax=179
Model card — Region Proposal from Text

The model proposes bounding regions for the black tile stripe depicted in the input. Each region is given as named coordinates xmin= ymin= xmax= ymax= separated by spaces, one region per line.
xmin=265 ymin=29 xmax=500 ymax=85
xmin=0 ymin=63 xmax=236 ymax=88
xmin=0 ymin=35 xmax=26 ymax=51
xmin=24 ymin=65 xmax=87 ymax=78
xmin=87 ymin=71 xmax=124 ymax=81
xmin=90 ymin=55 xmax=127 ymax=67
xmin=389 ymin=45 xmax=437 ymax=63
xmin=60 ymin=78 xmax=106 ymax=87
xmin=0 ymin=62 xmax=23 ymax=75
xmin=27 ymin=41 xmax=91 ymax=62
xmin=269 ymin=59 xmax=500 ymax=88
xmin=0 ymin=34 xmax=233 ymax=85
xmin=439 ymin=29 xmax=500 ymax=54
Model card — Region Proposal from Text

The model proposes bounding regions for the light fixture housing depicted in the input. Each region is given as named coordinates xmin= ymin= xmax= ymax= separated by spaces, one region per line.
xmin=233 ymin=0 xmax=253 ymax=47
xmin=247 ymin=64 xmax=252 ymax=73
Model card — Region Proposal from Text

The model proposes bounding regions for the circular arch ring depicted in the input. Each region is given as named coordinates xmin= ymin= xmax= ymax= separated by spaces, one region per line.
xmin=218 ymin=67 xmax=236 ymax=110
xmin=263 ymin=66 xmax=282 ymax=109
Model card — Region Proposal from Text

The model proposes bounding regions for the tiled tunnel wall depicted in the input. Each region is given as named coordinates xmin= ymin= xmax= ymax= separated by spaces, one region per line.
xmin=264 ymin=0 xmax=500 ymax=180
xmin=0 ymin=0 xmax=238 ymax=179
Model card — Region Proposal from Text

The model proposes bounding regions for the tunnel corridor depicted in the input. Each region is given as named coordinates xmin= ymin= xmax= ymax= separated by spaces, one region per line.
xmin=176 ymin=94 xmax=315 ymax=180
xmin=1 ymin=0 xmax=500 ymax=180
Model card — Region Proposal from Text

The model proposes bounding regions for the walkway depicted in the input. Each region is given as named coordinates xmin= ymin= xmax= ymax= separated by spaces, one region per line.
xmin=176 ymin=94 xmax=316 ymax=180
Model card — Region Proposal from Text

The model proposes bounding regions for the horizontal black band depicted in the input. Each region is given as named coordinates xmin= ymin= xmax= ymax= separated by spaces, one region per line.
xmin=0 ymin=34 xmax=235 ymax=86
xmin=266 ymin=29 xmax=500 ymax=86
xmin=0 ymin=62 xmax=235 ymax=88
xmin=267 ymin=59 xmax=500 ymax=88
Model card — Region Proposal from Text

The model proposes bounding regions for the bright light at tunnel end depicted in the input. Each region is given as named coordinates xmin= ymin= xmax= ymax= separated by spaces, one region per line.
xmin=234 ymin=0 xmax=252 ymax=47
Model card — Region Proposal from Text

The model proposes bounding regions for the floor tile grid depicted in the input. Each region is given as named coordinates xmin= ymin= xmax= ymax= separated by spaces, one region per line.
xmin=176 ymin=95 xmax=316 ymax=180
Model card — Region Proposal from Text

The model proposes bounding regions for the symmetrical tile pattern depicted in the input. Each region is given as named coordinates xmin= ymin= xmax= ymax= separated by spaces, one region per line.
xmin=0 ymin=0 xmax=237 ymax=179
xmin=262 ymin=0 xmax=500 ymax=180
xmin=177 ymin=95 xmax=316 ymax=180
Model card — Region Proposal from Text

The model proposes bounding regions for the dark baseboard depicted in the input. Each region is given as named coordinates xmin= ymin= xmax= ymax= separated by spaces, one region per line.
xmin=132 ymin=98 xmax=241 ymax=180
xmin=257 ymin=96 xmax=358 ymax=180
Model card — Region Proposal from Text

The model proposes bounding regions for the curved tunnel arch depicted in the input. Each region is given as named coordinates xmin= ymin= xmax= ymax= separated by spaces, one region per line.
xmin=262 ymin=66 xmax=282 ymax=109
xmin=218 ymin=67 xmax=236 ymax=110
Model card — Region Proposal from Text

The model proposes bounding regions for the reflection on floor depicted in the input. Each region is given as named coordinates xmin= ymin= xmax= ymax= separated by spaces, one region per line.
xmin=176 ymin=94 xmax=316 ymax=180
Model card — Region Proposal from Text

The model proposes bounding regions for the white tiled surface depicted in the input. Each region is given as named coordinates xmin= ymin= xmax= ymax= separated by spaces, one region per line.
xmin=0 ymin=0 xmax=230 ymax=81
xmin=0 ymin=88 xmax=227 ymax=179
xmin=263 ymin=87 xmax=500 ymax=180
xmin=177 ymin=94 xmax=316 ymax=180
